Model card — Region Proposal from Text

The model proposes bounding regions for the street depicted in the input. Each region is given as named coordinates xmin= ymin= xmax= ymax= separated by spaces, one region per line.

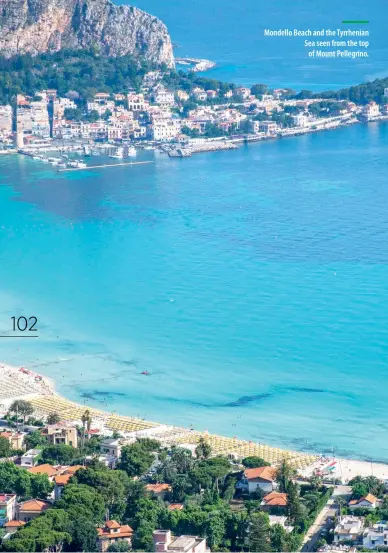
xmin=301 ymin=485 xmax=352 ymax=552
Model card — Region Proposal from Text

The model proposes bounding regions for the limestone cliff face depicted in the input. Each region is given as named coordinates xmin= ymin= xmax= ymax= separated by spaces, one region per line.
xmin=0 ymin=0 xmax=175 ymax=67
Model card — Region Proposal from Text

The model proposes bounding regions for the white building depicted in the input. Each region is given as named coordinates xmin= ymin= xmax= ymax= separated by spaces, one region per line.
xmin=236 ymin=87 xmax=251 ymax=99
xmin=361 ymin=101 xmax=380 ymax=121
xmin=152 ymin=119 xmax=181 ymax=141
xmin=0 ymin=494 xmax=17 ymax=526
xmin=0 ymin=105 xmax=13 ymax=139
xmin=292 ymin=113 xmax=309 ymax=127
xmin=143 ymin=71 xmax=162 ymax=87
xmin=20 ymin=449 xmax=42 ymax=468
xmin=53 ymin=98 xmax=77 ymax=118
xmin=268 ymin=515 xmax=293 ymax=533
xmin=363 ymin=522 xmax=388 ymax=550
xmin=18 ymin=100 xmax=50 ymax=138
xmin=94 ymin=92 xmax=111 ymax=104
xmin=17 ymin=108 xmax=32 ymax=136
xmin=87 ymin=101 xmax=115 ymax=116
xmin=153 ymin=530 xmax=209 ymax=553
xmin=176 ymin=90 xmax=190 ymax=102
xmin=127 ymin=93 xmax=146 ymax=112
xmin=334 ymin=516 xmax=363 ymax=544
xmin=153 ymin=86 xmax=175 ymax=107
xmin=258 ymin=120 xmax=279 ymax=134
xmin=192 ymin=90 xmax=208 ymax=102
xmin=237 ymin=466 xmax=277 ymax=494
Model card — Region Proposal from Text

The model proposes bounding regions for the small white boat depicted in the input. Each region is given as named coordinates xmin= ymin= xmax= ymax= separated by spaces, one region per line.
xmin=50 ymin=159 xmax=59 ymax=166
xmin=77 ymin=161 xmax=87 ymax=168
xmin=110 ymin=147 xmax=124 ymax=159
xmin=57 ymin=162 xmax=67 ymax=168
xmin=126 ymin=146 xmax=136 ymax=157
xmin=67 ymin=160 xmax=79 ymax=168
xmin=41 ymin=157 xmax=49 ymax=163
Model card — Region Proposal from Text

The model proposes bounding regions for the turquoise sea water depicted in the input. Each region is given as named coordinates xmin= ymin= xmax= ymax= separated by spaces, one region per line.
xmin=120 ymin=0 xmax=387 ymax=89
xmin=1 ymin=122 xmax=388 ymax=460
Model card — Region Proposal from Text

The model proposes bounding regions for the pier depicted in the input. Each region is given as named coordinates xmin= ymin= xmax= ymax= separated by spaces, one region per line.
xmin=58 ymin=160 xmax=154 ymax=171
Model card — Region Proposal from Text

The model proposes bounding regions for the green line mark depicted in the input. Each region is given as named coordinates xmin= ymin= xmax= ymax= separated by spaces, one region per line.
xmin=342 ymin=20 xmax=369 ymax=23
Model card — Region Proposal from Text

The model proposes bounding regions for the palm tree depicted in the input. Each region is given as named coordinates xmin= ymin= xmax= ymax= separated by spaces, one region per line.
xmin=81 ymin=409 xmax=92 ymax=451
xmin=195 ymin=437 xmax=212 ymax=460
xmin=336 ymin=495 xmax=347 ymax=515
xmin=47 ymin=412 xmax=61 ymax=425
xmin=9 ymin=400 xmax=34 ymax=431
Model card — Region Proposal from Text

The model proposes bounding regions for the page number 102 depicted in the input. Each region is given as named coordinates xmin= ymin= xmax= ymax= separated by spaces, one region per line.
xmin=11 ymin=316 xmax=38 ymax=332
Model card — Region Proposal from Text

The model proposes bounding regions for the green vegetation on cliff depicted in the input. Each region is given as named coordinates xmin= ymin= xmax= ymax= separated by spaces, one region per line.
xmin=0 ymin=49 xmax=152 ymax=105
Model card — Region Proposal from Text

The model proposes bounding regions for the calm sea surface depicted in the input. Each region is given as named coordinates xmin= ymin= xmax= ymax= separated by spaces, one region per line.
xmin=120 ymin=0 xmax=387 ymax=90
xmin=0 ymin=122 xmax=388 ymax=461
xmin=0 ymin=0 xmax=387 ymax=460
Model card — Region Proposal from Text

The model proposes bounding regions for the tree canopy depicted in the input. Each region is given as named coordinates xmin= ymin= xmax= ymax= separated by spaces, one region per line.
xmin=118 ymin=438 xmax=159 ymax=477
xmin=0 ymin=461 xmax=53 ymax=499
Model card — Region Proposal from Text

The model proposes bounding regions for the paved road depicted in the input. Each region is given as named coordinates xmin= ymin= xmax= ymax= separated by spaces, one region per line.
xmin=301 ymin=486 xmax=352 ymax=552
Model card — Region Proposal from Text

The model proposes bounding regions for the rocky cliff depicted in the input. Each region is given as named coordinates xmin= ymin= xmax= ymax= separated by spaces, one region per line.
xmin=0 ymin=0 xmax=174 ymax=66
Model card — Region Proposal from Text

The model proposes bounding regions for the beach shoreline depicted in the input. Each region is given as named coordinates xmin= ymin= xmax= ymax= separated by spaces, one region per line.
xmin=1 ymin=360 xmax=388 ymax=482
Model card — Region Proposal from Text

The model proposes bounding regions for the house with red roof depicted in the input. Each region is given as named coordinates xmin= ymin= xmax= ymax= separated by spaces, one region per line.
xmin=53 ymin=465 xmax=83 ymax=500
xmin=349 ymin=493 xmax=379 ymax=510
xmin=261 ymin=492 xmax=288 ymax=510
xmin=4 ymin=520 xmax=26 ymax=536
xmin=0 ymin=431 xmax=24 ymax=450
xmin=168 ymin=504 xmax=184 ymax=511
xmin=28 ymin=464 xmax=58 ymax=480
xmin=17 ymin=499 xmax=51 ymax=523
xmin=237 ymin=466 xmax=278 ymax=494
xmin=97 ymin=520 xmax=133 ymax=552
xmin=146 ymin=483 xmax=172 ymax=500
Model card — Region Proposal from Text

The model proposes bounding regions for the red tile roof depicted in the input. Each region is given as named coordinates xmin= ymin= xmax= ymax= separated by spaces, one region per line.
xmin=18 ymin=499 xmax=51 ymax=512
xmin=168 ymin=504 xmax=184 ymax=511
xmin=97 ymin=522 xmax=133 ymax=539
xmin=63 ymin=465 xmax=83 ymax=475
xmin=5 ymin=520 xmax=26 ymax=527
xmin=54 ymin=474 xmax=72 ymax=486
xmin=349 ymin=493 xmax=377 ymax=506
xmin=244 ymin=466 xmax=277 ymax=482
xmin=28 ymin=464 xmax=58 ymax=477
xmin=106 ymin=520 xmax=121 ymax=529
xmin=262 ymin=492 xmax=288 ymax=507
xmin=146 ymin=483 xmax=171 ymax=493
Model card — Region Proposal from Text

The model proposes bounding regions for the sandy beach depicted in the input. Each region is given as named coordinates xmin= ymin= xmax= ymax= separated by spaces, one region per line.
xmin=1 ymin=360 xmax=387 ymax=481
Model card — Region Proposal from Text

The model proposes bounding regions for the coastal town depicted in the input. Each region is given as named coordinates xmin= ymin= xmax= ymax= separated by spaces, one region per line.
xmin=0 ymin=363 xmax=388 ymax=552
xmin=1 ymin=70 xmax=388 ymax=164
